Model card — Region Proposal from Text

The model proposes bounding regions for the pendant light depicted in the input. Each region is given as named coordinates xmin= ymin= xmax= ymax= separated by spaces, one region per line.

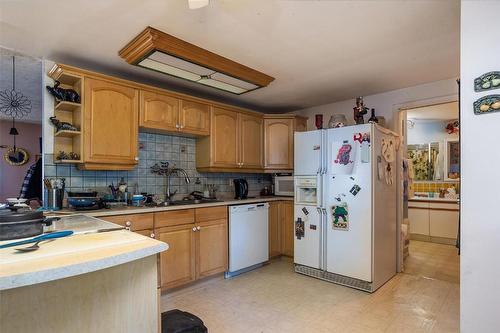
xmin=0 ymin=56 xmax=32 ymax=151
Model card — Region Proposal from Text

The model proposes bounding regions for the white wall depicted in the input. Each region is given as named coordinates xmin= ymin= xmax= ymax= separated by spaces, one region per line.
xmin=461 ymin=1 xmax=500 ymax=332
xmin=291 ymin=78 xmax=458 ymax=132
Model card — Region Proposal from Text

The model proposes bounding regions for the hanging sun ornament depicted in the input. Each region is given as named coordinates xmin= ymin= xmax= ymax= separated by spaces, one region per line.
xmin=0 ymin=56 xmax=32 ymax=119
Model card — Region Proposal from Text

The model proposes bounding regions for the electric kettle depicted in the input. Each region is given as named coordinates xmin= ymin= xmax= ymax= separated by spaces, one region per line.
xmin=233 ymin=179 xmax=249 ymax=199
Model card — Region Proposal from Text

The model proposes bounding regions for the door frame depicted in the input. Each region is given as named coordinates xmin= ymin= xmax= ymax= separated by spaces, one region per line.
xmin=391 ymin=93 xmax=459 ymax=272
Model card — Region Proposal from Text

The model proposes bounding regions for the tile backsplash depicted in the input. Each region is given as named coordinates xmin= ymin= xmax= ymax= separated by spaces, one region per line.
xmin=44 ymin=132 xmax=272 ymax=200
xmin=413 ymin=181 xmax=460 ymax=194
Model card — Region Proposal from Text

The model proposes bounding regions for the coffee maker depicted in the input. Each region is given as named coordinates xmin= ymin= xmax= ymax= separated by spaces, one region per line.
xmin=233 ymin=179 xmax=249 ymax=199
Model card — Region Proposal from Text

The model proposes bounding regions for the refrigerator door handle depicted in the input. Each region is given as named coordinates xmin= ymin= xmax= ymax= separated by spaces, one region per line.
xmin=317 ymin=206 xmax=323 ymax=269
xmin=321 ymin=207 xmax=328 ymax=270
xmin=318 ymin=130 xmax=324 ymax=175
xmin=322 ymin=130 xmax=328 ymax=175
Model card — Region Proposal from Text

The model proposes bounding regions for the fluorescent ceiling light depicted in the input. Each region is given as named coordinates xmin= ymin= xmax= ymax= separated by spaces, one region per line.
xmin=188 ymin=0 xmax=209 ymax=10
xmin=119 ymin=27 xmax=274 ymax=94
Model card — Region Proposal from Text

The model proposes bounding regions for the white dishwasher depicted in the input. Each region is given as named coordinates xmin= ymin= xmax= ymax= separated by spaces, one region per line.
xmin=226 ymin=202 xmax=269 ymax=278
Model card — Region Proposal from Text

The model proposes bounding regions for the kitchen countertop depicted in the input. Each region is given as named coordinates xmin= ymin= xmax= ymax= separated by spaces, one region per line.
xmin=409 ymin=197 xmax=459 ymax=203
xmin=0 ymin=215 xmax=168 ymax=290
xmin=51 ymin=196 xmax=294 ymax=218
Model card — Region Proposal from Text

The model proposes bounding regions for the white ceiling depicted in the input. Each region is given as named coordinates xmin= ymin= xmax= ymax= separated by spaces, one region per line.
xmin=407 ymin=101 xmax=459 ymax=120
xmin=0 ymin=0 xmax=460 ymax=112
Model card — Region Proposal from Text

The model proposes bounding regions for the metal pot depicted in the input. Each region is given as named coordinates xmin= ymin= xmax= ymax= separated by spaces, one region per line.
xmin=0 ymin=208 xmax=59 ymax=241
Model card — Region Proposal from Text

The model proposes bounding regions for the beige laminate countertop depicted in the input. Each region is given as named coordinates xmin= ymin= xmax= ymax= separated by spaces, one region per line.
xmin=0 ymin=215 xmax=168 ymax=290
xmin=52 ymin=196 xmax=294 ymax=218
xmin=409 ymin=197 xmax=459 ymax=204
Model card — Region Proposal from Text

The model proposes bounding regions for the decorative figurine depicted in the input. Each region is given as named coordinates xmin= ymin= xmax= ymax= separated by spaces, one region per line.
xmin=49 ymin=116 xmax=79 ymax=132
xmin=46 ymin=81 xmax=81 ymax=103
xmin=315 ymin=114 xmax=323 ymax=129
xmin=368 ymin=108 xmax=379 ymax=123
xmin=353 ymin=96 xmax=368 ymax=124
xmin=56 ymin=151 xmax=80 ymax=161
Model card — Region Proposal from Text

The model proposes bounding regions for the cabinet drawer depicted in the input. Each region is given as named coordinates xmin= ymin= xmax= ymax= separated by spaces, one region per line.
xmin=155 ymin=209 xmax=195 ymax=228
xmin=135 ymin=228 xmax=156 ymax=239
xmin=408 ymin=201 xmax=430 ymax=209
xmin=429 ymin=202 xmax=459 ymax=211
xmin=100 ymin=213 xmax=154 ymax=231
xmin=195 ymin=206 xmax=227 ymax=222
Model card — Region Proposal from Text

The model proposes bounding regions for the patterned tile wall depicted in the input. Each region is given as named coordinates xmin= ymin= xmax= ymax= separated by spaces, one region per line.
xmin=413 ymin=181 xmax=460 ymax=194
xmin=44 ymin=132 xmax=272 ymax=200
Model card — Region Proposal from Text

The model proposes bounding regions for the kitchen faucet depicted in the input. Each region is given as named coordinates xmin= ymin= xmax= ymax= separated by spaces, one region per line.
xmin=150 ymin=162 xmax=191 ymax=203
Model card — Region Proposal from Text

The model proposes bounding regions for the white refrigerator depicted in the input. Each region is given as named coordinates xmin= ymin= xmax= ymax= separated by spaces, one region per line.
xmin=293 ymin=123 xmax=398 ymax=292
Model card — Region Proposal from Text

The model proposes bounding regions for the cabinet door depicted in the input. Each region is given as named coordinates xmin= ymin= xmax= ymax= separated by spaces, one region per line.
xmin=240 ymin=113 xmax=263 ymax=169
xmin=408 ymin=208 xmax=430 ymax=235
xmin=211 ymin=107 xmax=239 ymax=168
xmin=180 ymin=100 xmax=210 ymax=136
xmin=429 ymin=209 xmax=459 ymax=239
xmin=264 ymin=118 xmax=294 ymax=170
xmin=84 ymin=78 xmax=139 ymax=165
xmin=280 ymin=201 xmax=294 ymax=257
xmin=294 ymin=117 xmax=308 ymax=132
xmin=139 ymin=90 xmax=179 ymax=132
xmin=157 ymin=224 xmax=196 ymax=289
xmin=196 ymin=219 xmax=228 ymax=278
xmin=268 ymin=201 xmax=282 ymax=258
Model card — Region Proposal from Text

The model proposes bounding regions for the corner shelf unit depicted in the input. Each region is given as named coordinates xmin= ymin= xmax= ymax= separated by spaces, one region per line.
xmin=48 ymin=66 xmax=84 ymax=165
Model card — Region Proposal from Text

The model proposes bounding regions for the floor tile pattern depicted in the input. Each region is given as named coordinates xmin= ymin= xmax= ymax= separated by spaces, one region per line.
xmin=162 ymin=241 xmax=459 ymax=332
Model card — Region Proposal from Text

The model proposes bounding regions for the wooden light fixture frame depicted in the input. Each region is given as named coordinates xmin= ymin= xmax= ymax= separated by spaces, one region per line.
xmin=119 ymin=26 xmax=274 ymax=89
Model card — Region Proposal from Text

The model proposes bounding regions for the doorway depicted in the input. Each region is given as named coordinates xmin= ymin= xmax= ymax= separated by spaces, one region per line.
xmin=399 ymin=101 xmax=460 ymax=284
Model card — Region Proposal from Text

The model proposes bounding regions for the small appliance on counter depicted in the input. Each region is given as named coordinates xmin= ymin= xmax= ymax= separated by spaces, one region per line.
xmin=274 ymin=175 xmax=294 ymax=196
xmin=233 ymin=179 xmax=249 ymax=199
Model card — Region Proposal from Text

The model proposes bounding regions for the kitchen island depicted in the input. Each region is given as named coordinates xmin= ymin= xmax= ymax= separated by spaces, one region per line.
xmin=0 ymin=215 xmax=168 ymax=333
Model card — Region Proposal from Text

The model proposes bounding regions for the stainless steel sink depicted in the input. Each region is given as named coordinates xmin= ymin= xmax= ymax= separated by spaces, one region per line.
xmin=162 ymin=199 xmax=224 ymax=206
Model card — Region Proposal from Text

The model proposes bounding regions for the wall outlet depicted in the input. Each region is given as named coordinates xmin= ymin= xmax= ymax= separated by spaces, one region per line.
xmin=229 ymin=178 xmax=233 ymax=186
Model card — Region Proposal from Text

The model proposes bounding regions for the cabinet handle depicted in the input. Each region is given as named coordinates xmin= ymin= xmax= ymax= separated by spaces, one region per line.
xmin=180 ymin=124 xmax=185 ymax=129
xmin=125 ymin=221 xmax=132 ymax=230
xmin=197 ymin=226 xmax=201 ymax=231
xmin=134 ymin=156 xmax=139 ymax=161
xmin=176 ymin=124 xmax=180 ymax=129
xmin=192 ymin=227 xmax=197 ymax=232
xmin=150 ymin=233 xmax=155 ymax=238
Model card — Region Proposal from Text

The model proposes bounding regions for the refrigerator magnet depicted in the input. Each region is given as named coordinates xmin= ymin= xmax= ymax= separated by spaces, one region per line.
xmin=350 ymin=184 xmax=361 ymax=196
xmin=385 ymin=163 xmax=394 ymax=185
xmin=332 ymin=141 xmax=356 ymax=174
xmin=302 ymin=207 xmax=309 ymax=215
xmin=331 ymin=203 xmax=349 ymax=231
xmin=295 ymin=218 xmax=305 ymax=239
xmin=361 ymin=141 xmax=370 ymax=163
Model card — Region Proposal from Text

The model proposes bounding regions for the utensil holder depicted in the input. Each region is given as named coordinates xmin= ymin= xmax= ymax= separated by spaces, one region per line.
xmin=46 ymin=189 xmax=64 ymax=210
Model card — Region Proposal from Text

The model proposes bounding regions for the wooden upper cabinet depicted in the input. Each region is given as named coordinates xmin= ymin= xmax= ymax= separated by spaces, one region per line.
xmin=210 ymin=107 xmax=239 ymax=168
xmin=83 ymin=78 xmax=139 ymax=168
xmin=264 ymin=117 xmax=294 ymax=170
xmin=240 ymin=113 xmax=263 ymax=169
xmin=139 ymin=90 xmax=179 ymax=132
xmin=294 ymin=116 xmax=308 ymax=132
xmin=180 ymin=100 xmax=210 ymax=136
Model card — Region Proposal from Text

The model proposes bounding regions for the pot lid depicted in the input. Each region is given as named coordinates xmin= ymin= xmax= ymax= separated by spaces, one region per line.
xmin=0 ymin=207 xmax=44 ymax=223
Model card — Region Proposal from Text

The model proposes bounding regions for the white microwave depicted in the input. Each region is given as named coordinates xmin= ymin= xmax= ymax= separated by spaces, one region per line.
xmin=274 ymin=176 xmax=294 ymax=196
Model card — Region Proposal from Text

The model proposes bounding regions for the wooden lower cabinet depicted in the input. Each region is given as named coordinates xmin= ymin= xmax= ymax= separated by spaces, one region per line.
xmin=157 ymin=224 xmax=197 ymax=289
xmin=196 ymin=219 xmax=228 ymax=278
xmin=268 ymin=201 xmax=282 ymax=258
xmin=280 ymin=201 xmax=294 ymax=257
xmin=268 ymin=200 xmax=294 ymax=258
xmin=156 ymin=206 xmax=228 ymax=290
